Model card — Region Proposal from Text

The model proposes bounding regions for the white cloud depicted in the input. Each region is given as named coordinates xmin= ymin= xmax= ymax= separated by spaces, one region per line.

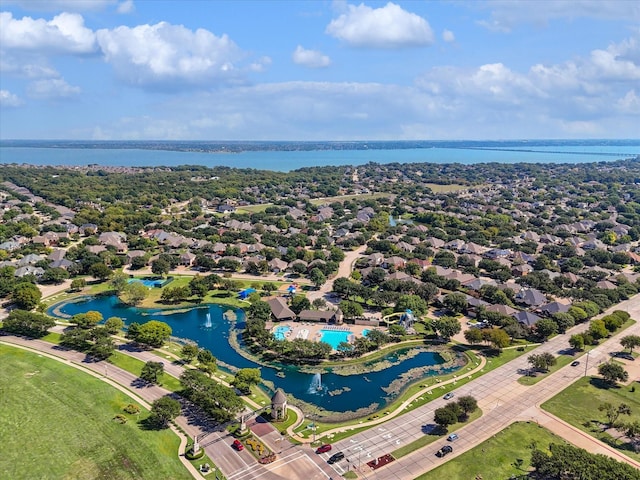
xmin=0 ymin=56 xmax=59 ymax=79
xmin=413 ymin=34 xmax=640 ymax=136
xmin=292 ymin=45 xmax=331 ymax=68
xmin=117 ymin=0 xmax=134 ymax=14
xmin=26 ymin=78 xmax=81 ymax=98
xmin=0 ymin=89 xmax=23 ymax=107
xmin=248 ymin=56 xmax=272 ymax=72
xmin=442 ymin=29 xmax=455 ymax=43
xmin=0 ymin=12 xmax=97 ymax=54
xmin=95 ymin=22 xmax=244 ymax=87
xmin=617 ymin=89 xmax=640 ymax=114
xmin=477 ymin=0 xmax=640 ymax=32
xmin=326 ymin=2 xmax=434 ymax=48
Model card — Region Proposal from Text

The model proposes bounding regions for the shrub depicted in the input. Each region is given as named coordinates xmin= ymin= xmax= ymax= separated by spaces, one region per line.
xmin=113 ymin=414 xmax=127 ymax=424
xmin=124 ymin=403 xmax=140 ymax=415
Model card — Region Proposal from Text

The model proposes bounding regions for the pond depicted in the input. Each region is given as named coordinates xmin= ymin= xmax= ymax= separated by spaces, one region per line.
xmin=49 ymin=295 xmax=462 ymax=415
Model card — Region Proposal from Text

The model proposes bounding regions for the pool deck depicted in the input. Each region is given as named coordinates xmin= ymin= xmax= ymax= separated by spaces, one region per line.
xmin=271 ymin=321 xmax=375 ymax=347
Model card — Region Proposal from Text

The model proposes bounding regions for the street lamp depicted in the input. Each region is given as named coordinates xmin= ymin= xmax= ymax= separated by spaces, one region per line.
xmin=584 ymin=351 xmax=590 ymax=377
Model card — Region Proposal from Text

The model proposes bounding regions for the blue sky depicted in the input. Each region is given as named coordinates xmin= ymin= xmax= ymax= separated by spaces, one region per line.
xmin=0 ymin=0 xmax=639 ymax=141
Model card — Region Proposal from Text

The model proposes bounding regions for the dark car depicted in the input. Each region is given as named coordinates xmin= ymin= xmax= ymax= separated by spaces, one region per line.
xmin=316 ymin=444 xmax=332 ymax=454
xmin=436 ymin=445 xmax=453 ymax=457
xmin=327 ymin=452 xmax=345 ymax=464
xmin=570 ymin=360 xmax=580 ymax=367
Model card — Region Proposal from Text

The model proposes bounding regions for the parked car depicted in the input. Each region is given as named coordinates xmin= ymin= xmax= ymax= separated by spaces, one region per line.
xmin=570 ymin=360 xmax=580 ymax=367
xmin=316 ymin=444 xmax=332 ymax=454
xmin=436 ymin=445 xmax=453 ymax=457
xmin=443 ymin=392 xmax=455 ymax=400
xmin=232 ymin=439 xmax=244 ymax=451
xmin=327 ymin=452 xmax=345 ymax=464
xmin=447 ymin=433 xmax=459 ymax=442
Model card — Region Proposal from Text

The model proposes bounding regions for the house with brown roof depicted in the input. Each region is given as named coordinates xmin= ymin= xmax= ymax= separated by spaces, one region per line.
xmin=267 ymin=297 xmax=296 ymax=321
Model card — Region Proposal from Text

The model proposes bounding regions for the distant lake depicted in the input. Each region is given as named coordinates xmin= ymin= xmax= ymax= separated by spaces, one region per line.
xmin=1 ymin=141 xmax=639 ymax=172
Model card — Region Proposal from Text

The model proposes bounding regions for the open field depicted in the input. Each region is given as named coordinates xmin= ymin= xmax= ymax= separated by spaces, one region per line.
xmin=542 ymin=375 xmax=640 ymax=461
xmin=415 ymin=421 xmax=567 ymax=479
xmin=0 ymin=344 xmax=191 ymax=480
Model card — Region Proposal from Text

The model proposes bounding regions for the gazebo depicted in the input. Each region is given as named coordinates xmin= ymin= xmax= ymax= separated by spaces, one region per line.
xmin=271 ymin=389 xmax=288 ymax=421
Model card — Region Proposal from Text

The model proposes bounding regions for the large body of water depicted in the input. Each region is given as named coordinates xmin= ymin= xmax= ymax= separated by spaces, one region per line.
xmin=2 ymin=140 xmax=639 ymax=172
xmin=50 ymin=296 xmax=456 ymax=414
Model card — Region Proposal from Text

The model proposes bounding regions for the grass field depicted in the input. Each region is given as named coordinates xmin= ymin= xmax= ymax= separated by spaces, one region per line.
xmin=0 ymin=344 xmax=191 ymax=480
xmin=542 ymin=375 xmax=640 ymax=460
xmin=416 ymin=421 xmax=567 ymax=479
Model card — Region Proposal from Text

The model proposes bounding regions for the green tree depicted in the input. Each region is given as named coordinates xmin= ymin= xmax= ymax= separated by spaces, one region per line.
xmin=309 ymin=268 xmax=327 ymax=287
xmin=2 ymin=309 xmax=54 ymax=338
xmin=151 ymin=258 xmax=170 ymax=276
xmin=133 ymin=320 xmax=172 ymax=348
xmin=589 ymin=319 xmax=609 ymax=341
xmin=88 ymin=262 xmax=112 ymax=281
xmin=149 ymin=396 xmax=181 ymax=428
xmin=290 ymin=295 xmax=311 ymax=314
xmin=339 ymin=300 xmax=363 ymax=319
xmin=395 ymin=294 xmax=428 ymax=317
xmin=483 ymin=328 xmax=510 ymax=351
xmin=140 ymin=361 xmax=164 ymax=385
xmin=569 ymin=334 xmax=585 ymax=351
xmin=598 ymin=361 xmax=629 ymax=386
xmin=110 ymin=271 xmax=129 ymax=293
xmin=598 ymin=402 xmax=632 ymax=429
xmin=40 ymin=267 xmax=69 ymax=284
xmin=443 ymin=293 xmax=468 ymax=314
xmin=70 ymin=278 xmax=86 ymax=291
xmin=432 ymin=316 xmax=461 ymax=341
xmin=527 ymin=352 xmax=556 ymax=373
xmin=433 ymin=405 xmax=458 ymax=431
xmin=232 ymin=368 xmax=261 ymax=394
xmin=12 ymin=282 xmax=42 ymax=310
xmin=71 ymin=310 xmax=103 ymax=329
xmin=181 ymin=344 xmax=199 ymax=363
xmin=248 ymin=300 xmax=272 ymax=321
xmin=534 ymin=318 xmax=558 ymax=341
xmin=456 ymin=396 xmax=478 ymax=418
xmin=104 ymin=316 xmax=124 ymax=334
xmin=121 ymin=281 xmax=149 ymax=305
xmin=464 ymin=328 xmax=484 ymax=345
xmin=620 ymin=335 xmax=640 ymax=353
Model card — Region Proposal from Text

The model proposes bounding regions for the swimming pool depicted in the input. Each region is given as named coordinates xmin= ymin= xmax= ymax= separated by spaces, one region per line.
xmin=273 ymin=325 xmax=291 ymax=341
xmin=319 ymin=329 xmax=353 ymax=349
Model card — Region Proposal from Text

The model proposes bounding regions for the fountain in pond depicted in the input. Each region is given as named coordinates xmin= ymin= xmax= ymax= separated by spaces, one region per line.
xmin=308 ymin=372 xmax=323 ymax=394
xmin=204 ymin=312 xmax=212 ymax=328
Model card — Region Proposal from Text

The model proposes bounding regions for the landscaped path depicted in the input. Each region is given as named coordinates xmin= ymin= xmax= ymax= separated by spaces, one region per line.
xmin=322 ymin=295 xmax=640 ymax=479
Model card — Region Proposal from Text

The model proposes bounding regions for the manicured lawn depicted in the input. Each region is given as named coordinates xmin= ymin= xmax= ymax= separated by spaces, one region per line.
xmin=415 ymin=421 xmax=567 ymax=480
xmin=518 ymin=352 xmax=577 ymax=386
xmin=108 ymin=350 xmax=183 ymax=392
xmin=0 ymin=344 xmax=191 ymax=480
xmin=542 ymin=375 xmax=640 ymax=460
xmin=392 ymin=409 xmax=482 ymax=458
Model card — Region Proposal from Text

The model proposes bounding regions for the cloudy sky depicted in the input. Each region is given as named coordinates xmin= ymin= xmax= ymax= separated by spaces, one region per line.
xmin=0 ymin=0 xmax=639 ymax=140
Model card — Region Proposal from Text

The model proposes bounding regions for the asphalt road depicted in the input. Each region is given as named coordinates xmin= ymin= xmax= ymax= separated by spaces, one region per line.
xmin=326 ymin=295 xmax=640 ymax=479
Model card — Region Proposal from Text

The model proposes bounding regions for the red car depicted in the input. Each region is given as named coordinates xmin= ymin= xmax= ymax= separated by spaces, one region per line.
xmin=316 ymin=444 xmax=332 ymax=454
xmin=232 ymin=439 xmax=244 ymax=451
